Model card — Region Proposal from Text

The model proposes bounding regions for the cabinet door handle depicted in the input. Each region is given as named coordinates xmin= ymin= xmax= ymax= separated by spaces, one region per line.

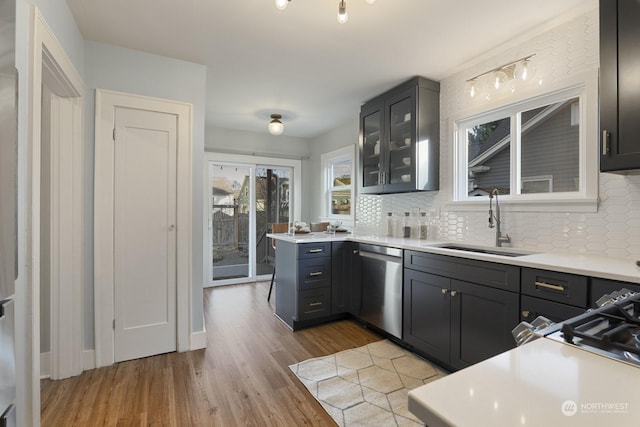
xmin=309 ymin=271 xmax=323 ymax=277
xmin=309 ymin=302 xmax=323 ymax=307
xmin=535 ymin=281 xmax=565 ymax=292
xmin=522 ymin=310 xmax=531 ymax=318
xmin=308 ymin=248 xmax=323 ymax=253
xmin=441 ymin=289 xmax=449 ymax=294
xmin=450 ymin=290 xmax=458 ymax=297
xmin=352 ymin=250 xmax=359 ymax=254
xmin=602 ymin=129 xmax=609 ymax=156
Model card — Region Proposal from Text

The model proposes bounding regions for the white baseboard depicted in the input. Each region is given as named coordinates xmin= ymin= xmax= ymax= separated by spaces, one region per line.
xmin=41 ymin=350 xmax=96 ymax=379
xmin=83 ymin=349 xmax=96 ymax=370
xmin=40 ymin=352 xmax=51 ymax=379
xmin=190 ymin=329 xmax=207 ymax=350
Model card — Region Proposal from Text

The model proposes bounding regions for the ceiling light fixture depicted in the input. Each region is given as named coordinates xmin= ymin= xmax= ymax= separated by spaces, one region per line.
xmin=337 ymin=0 xmax=348 ymax=24
xmin=268 ymin=114 xmax=284 ymax=135
xmin=465 ymin=54 xmax=536 ymax=98
xmin=275 ymin=0 xmax=376 ymax=23
xmin=274 ymin=0 xmax=290 ymax=10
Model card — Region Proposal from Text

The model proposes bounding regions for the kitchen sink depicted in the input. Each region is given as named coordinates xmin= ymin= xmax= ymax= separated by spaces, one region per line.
xmin=430 ymin=244 xmax=535 ymax=257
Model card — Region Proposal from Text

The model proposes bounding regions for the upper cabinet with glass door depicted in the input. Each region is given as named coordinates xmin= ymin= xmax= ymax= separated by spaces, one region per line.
xmin=359 ymin=77 xmax=440 ymax=194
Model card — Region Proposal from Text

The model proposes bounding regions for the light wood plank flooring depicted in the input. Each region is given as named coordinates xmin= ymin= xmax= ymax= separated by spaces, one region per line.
xmin=41 ymin=281 xmax=382 ymax=426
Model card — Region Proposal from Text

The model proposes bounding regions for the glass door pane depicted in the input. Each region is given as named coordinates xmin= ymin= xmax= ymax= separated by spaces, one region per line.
xmin=361 ymin=109 xmax=383 ymax=189
xmin=209 ymin=163 xmax=251 ymax=281
xmin=256 ymin=166 xmax=291 ymax=277
xmin=387 ymin=95 xmax=414 ymax=186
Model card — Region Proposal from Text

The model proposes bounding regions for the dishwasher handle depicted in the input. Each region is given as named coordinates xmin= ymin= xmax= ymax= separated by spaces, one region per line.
xmin=359 ymin=244 xmax=403 ymax=263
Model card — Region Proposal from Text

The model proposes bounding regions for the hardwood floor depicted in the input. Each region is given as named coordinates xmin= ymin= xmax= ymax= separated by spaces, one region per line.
xmin=41 ymin=281 xmax=382 ymax=426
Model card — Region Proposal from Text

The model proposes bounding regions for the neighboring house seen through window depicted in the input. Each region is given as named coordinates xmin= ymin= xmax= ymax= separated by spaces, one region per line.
xmin=453 ymin=74 xmax=598 ymax=211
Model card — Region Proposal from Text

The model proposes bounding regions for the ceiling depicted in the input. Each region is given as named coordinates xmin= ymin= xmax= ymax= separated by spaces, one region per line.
xmin=66 ymin=0 xmax=594 ymax=138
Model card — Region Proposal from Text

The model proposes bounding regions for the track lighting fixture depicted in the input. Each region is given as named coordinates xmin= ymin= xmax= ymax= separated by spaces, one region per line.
xmin=275 ymin=0 xmax=377 ymax=23
xmin=465 ymin=55 xmax=537 ymax=99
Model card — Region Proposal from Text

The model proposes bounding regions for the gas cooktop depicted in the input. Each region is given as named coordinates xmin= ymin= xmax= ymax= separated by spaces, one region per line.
xmin=546 ymin=290 xmax=640 ymax=367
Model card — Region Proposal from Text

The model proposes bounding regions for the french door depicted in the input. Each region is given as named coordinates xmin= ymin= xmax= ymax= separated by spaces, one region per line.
xmin=204 ymin=153 xmax=301 ymax=286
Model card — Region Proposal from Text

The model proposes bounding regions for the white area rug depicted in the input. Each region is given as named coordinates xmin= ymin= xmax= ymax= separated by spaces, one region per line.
xmin=289 ymin=340 xmax=446 ymax=426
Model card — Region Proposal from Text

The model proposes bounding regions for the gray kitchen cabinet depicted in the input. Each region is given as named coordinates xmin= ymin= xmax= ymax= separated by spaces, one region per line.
xmin=331 ymin=241 xmax=361 ymax=316
xmin=359 ymin=76 xmax=440 ymax=194
xmin=520 ymin=268 xmax=588 ymax=323
xmin=600 ymin=0 xmax=640 ymax=172
xmin=403 ymin=251 xmax=520 ymax=370
xmin=275 ymin=241 xmax=333 ymax=330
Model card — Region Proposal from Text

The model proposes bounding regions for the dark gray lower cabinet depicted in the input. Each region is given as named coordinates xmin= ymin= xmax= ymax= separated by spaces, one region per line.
xmin=331 ymin=241 xmax=360 ymax=315
xmin=403 ymin=250 xmax=520 ymax=370
xmin=403 ymin=269 xmax=450 ymax=363
xmin=275 ymin=241 xmax=333 ymax=329
xmin=450 ymin=279 xmax=519 ymax=369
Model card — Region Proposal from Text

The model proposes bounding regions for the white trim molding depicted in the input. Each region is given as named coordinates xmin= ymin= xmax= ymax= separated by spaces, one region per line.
xmin=26 ymin=5 xmax=86 ymax=424
xmin=190 ymin=330 xmax=207 ymax=351
xmin=94 ymin=89 xmax=193 ymax=368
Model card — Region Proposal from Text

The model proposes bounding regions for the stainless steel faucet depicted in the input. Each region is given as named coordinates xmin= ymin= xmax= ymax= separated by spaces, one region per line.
xmin=488 ymin=188 xmax=511 ymax=247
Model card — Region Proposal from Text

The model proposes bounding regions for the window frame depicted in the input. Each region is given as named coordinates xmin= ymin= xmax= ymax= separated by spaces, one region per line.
xmin=321 ymin=145 xmax=356 ymax=223
xmin=450 ymin=70 xmax=599 ymax=212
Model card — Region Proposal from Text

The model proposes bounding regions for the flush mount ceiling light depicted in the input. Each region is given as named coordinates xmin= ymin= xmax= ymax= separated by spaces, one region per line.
xmin=268 ymin=114 xmax=284 ymax=135
xmin=465 ymin=54 xmax=537 ymax=99
xmin=275 ymin=0 xmax=377 ymax=24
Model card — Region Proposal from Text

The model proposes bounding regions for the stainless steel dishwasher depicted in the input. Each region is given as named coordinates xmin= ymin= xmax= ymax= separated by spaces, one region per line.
xmin=358 ymin=244 xmax=403 ymax=339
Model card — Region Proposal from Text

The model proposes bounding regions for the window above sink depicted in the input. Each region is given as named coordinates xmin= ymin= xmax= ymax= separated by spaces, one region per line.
xmin=450 ymin=70 xmax=599 ymax=213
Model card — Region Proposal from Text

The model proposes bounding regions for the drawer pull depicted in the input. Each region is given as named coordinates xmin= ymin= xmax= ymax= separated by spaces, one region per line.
xmin=522 ymin=310 xmax=530 ymax=318
xmin=308 ymin=248 xmax=324 ymax=253
xmin=535 ymin=281 xmax=565 ymax=292
xmin=309 ymin=302 xmax=323 ymax=307
xmin=309 ymin=271 xmax=323 ymax=277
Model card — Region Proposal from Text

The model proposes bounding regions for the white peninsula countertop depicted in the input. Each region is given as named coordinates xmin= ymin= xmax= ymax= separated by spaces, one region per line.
xmin=408 ymin=338 xmax=640 ymax=426
xmin=268 ymin=232 xmax=640 ymax=284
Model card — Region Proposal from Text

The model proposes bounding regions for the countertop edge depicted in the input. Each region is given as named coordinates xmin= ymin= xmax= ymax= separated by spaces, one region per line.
xmin=267 ymin=233 xmax=640 ymax=284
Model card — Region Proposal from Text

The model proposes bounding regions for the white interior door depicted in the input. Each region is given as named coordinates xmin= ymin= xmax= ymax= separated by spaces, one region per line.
xmin=114 ymin=107 xmax=177 ymax=362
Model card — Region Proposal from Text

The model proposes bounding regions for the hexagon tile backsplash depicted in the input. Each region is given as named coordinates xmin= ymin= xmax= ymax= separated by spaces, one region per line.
xmin=355 ymin=173 xmax=640 ymax=260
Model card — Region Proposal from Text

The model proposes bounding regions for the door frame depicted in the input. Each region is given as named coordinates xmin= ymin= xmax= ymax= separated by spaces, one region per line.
xmin=26 ymin=6 xmax=86 ymax=424
xmin=203 ymin=152 xmax=301 ymax=287
xmin=94 ymin=89 xmax=193 ymax=368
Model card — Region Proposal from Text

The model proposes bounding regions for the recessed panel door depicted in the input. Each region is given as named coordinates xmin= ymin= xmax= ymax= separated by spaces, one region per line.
xmin=114 ymin=107 xmax=177 ymax=362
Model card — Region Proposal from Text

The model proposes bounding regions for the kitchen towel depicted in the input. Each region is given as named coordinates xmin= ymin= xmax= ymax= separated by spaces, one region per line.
xmin=289 ymin=339 xmax=446 ymax=427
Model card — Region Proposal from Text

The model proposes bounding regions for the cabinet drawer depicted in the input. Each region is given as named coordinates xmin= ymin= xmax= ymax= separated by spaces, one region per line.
xmin=298 ymin=288 xmax=331 ymax=320
xmin=590 ymin=277 xmax=640 ymax=308
xmin=521 ymin=268 xmax=587 ymax=307
xmin=297 ymin=242 xmax=331 ymax=259
xmin=404 ymin=251 xmax=520 ymax=292
xmin=520 ymin=295 xmax=585 ymax=324
xmin=298 ymin=258 xmax=331 ymax=290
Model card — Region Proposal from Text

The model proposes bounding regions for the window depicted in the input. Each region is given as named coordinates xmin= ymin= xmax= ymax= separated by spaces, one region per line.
xmin=453 ymin=73 xmax=598 ymax=211
xmin=322 ymin=146 xmax=355 ymax=222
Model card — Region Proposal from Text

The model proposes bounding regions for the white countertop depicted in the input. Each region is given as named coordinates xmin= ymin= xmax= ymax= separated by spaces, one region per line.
xmin=268 ymin=232 xmax=640 ymax=284
xmin=408 ymin=338 xmax=640 ymax=427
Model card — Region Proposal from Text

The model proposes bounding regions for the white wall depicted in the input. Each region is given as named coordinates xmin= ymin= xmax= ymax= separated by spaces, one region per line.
xmin=306 ymin=118 xmax=359 ymax=221
xmin=83 ymin=41 xmax=207 ymax=341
